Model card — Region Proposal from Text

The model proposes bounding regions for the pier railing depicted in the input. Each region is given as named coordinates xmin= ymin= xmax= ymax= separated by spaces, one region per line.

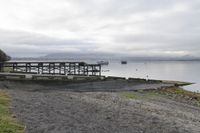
xmin=0 ymin=61 xmax=101 ymax=76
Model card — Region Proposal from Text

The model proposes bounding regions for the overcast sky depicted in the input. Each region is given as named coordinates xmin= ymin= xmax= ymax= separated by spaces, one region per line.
xmin=0 ymin=0 xmax=200 ymax=57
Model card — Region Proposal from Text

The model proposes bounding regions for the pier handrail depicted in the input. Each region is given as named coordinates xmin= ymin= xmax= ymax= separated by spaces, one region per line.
xmin=0 ymin=61 xmax=101 ymax=76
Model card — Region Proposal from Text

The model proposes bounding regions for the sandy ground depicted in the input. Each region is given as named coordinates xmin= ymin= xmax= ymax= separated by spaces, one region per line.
xmin=4 ymin=88 xmax=200 ymax=133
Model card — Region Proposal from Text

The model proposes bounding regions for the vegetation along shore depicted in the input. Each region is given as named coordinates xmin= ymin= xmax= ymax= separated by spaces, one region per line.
xmin=0 ymin=91 xmax=24 ymax=133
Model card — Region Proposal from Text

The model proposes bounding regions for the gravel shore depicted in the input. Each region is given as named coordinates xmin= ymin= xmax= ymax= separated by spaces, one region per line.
xmin=5 ymin=88 xmax=200 ymax=133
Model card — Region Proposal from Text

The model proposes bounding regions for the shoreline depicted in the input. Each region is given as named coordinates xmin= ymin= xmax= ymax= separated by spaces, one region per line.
xmin=0 ymin=75 xmax=199 ymax=133
xmin=0 ymin=73 xmax=193 ymax=92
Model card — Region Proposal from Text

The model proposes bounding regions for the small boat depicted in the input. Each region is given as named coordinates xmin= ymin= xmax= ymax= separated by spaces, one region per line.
xmin=121 ymin=61 xmax=127 ymax=64
xmin=97 ymin=61 xmax=109 ymax=65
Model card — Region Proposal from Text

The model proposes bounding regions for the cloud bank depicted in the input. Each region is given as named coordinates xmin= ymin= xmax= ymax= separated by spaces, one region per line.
xmin=0 ymin=0 xmax=200 ymax=57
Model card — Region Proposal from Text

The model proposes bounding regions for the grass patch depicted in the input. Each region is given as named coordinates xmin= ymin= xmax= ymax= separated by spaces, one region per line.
xmin=0 ymin=91 xmax=24 ymax=133
xmin=2 ymin=67 xmax=13 ymax=73
xmin=121 ymin=90 xmax=161 ymax=100
xmin=121 ymin=87 xmax=200 ymax=107
xmin=158 ymin=87 xmax=200 ymax=102
xmin=121 ymin=92 xmax=141 ymax=99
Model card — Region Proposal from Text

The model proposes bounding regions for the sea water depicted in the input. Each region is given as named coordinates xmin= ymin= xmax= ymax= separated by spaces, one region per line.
xmin=102 ymin=61 xmax=200 ymax=92
xmin=10 ymin=59 xmax=200 ymax=92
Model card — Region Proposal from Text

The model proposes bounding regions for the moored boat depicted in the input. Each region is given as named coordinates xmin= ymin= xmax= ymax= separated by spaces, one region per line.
xmin=97 ymin=61 xmax=109 ymax=65
xmin=121 ymin=61 xmax=127 ymax=64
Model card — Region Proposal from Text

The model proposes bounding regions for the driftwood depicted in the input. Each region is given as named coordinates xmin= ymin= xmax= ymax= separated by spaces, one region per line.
xmin=0 ymin=49 xmax=11 ymax=62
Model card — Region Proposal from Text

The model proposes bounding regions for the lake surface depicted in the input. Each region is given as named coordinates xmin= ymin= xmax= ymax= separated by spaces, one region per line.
xmin=101 ymin=61 xmax=200 ymax=92
xmin=10 ymin=59 xmax=200 ymax=92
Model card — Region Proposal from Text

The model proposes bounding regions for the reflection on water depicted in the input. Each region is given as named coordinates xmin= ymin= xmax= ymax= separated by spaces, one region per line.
xmin=102 ymin=61 xmax=200 ymax=92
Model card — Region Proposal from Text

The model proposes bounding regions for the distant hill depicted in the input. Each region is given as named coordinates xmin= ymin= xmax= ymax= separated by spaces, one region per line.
xmin=41 ymin=52 xmax=119 ymax=60
xmin=12 ymin=52 xmax=200 ymax=61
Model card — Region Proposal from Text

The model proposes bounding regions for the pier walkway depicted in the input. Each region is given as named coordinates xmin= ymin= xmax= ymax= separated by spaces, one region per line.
xmin=0 ymin=61 xmax=101 ymax=76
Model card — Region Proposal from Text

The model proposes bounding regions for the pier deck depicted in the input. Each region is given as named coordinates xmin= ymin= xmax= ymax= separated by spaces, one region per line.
xmin=0 ymin=61 xmax=101 ymax=76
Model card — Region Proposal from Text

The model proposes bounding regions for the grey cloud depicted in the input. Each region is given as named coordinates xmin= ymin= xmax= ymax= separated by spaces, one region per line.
xmin=0 ymin=29 xmax=97 ymax=57
xmin=32 ymin=0 xmax=183 ymax=30
xmin=0 ymin=29 xmax=93 ymax=46
xmin=114 ymin=33 xmax=200 ymax=53
xmin=0 ymin=0 xmax=200 ymax=58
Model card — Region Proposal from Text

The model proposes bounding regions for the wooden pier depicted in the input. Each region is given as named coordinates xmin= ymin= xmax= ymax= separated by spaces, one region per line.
xmin=0 ymin=61 xmax=101 ymax=76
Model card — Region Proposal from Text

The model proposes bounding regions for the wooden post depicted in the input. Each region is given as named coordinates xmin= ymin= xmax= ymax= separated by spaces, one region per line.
xmin=29 ymin=63 xmax=31 ymax=73
xmin=99 ymin=65 xmax=101 ymax=76
xmin=0 ymin=63 xmax=3 ymax=72
xmin=41 ymin=63 xmax=43 ymax=74
xmin=59 ymin=63 xmax=61 ymax=75
xmin=53 ymin=63 xmax=55 ymax=74
xmin=86 ymin=65 xmax=89 ymax=76
xmin=37 ymin=63 xmax=40 ymax=74
xmin=74 ymin=63 xmax=76 ymax=75
xmin=49 ymin=63 xmax=51 ymax=74
xmin=64 ymin=63 xmax=66 ymax=75
xmin=92 ymin=65 xmax=94 ymax=76
xmin=25 ymin=63 xmax=28 ymax=72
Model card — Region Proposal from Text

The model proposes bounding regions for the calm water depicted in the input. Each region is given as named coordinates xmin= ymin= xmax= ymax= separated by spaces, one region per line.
xmin=10 ymin=60 xmax=200 ymax=92
xmin=101 ymin=61 xmax=200 ymax=92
